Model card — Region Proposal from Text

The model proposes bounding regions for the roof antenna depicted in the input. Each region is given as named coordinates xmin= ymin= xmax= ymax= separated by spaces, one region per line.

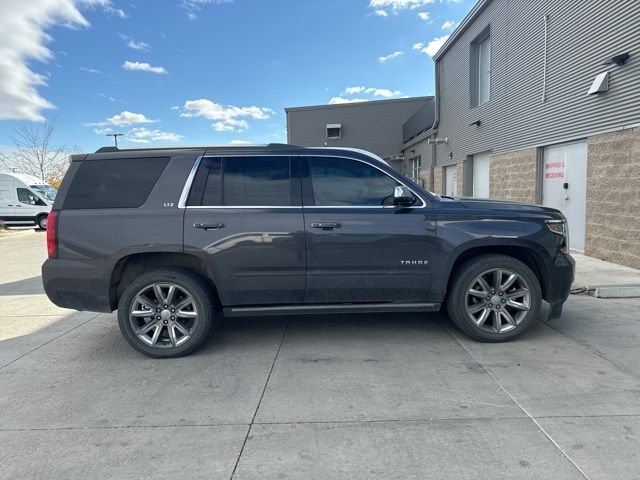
xmin=105 ymin=133 xmax=124 ymax=147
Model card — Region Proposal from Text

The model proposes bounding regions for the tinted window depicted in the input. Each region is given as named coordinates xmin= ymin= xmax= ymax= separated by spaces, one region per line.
xmin=310 ymin=157 xmax=400 ymax=206
xmin=63 ymin=158 xmax=168 ymax=209
xmin=188 ymin=156 xmax=294 ymax=206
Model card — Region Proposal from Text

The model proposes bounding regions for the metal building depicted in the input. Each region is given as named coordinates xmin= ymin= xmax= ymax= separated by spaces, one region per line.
xmin=402 ymin=0 xmax=640 ymax=268
xmin=286 ymin=97 xmax=433 ymax=179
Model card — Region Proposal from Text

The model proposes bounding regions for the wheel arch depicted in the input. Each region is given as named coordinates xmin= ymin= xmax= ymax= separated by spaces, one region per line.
xmin=444 ymin=245 xmax=549 ymax=302
xmin=109 ymin=252 xmax=221 ymax=311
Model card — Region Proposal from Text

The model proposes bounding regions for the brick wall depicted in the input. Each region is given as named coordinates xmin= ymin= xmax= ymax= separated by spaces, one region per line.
xmin=489 ymin=148 xmax=538 ymax=203
xmin=585 ymin=127 xmax=640 ymax=269
xmin=433 ymin=166 xmax=443 ymax=194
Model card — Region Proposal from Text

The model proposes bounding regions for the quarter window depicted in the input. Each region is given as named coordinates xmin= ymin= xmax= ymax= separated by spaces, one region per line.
xmin=63 ymin=158 xmax=169 ymax=209
xmin=309 ymin=157 xmax=402 ymax=207
xmin=188 ymin=156 xmax=295 ymax=207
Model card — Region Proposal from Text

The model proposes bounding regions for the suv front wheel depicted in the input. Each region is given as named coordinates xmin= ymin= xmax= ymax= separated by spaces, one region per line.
xmin=118 ymin=268 xmax=217 ymax=358
xmin=446 ymin=254 xmax=541 ymax=342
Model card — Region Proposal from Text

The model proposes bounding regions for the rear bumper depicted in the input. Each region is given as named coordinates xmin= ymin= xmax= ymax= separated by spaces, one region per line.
xmin=42 ymin=259 xmax=113 ymax=313
xmin=545 ymin=252 xmax=575 ymax=319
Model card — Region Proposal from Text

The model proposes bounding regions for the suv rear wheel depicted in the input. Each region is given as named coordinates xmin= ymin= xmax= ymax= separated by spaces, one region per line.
xmin=118 ymin=268 xmax=217 ymax=358
xmin=446 ymin=254 xmax=541 ymax=342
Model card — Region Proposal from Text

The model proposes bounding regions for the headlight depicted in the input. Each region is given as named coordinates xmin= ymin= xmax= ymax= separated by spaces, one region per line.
xmin=546 ymin=219 xmax=569 ymax=253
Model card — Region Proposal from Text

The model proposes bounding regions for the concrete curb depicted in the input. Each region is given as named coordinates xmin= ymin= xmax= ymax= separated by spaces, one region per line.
xmin=587 ymin=284 xmax=640 ymax=298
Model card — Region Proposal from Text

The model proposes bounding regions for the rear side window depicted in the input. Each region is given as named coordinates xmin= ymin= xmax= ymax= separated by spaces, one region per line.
xmin=187 ymin=156 xmax=296 ymax=206
xmin=63 ymin=158 xmax=168 ymax=209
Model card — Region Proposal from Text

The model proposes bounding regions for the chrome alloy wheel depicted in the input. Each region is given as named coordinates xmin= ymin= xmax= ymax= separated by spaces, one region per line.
xmin=129 ymin=283 xmax=198 ymax=348
xmin=465 ymin=268 xmax=531 ymax=334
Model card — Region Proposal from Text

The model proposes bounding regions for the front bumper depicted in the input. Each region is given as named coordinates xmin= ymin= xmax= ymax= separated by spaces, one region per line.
xmin=42 ymin=258 xmax=113 ymax=313
xmin=545 ymin=252 xmax=575 ymax=319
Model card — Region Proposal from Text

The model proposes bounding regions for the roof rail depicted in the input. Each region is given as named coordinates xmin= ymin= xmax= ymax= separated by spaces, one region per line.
xmin=95 ymin=146 xmax=120 ymax=153
xmin=266 ymin=143 xmax=300 ymax=149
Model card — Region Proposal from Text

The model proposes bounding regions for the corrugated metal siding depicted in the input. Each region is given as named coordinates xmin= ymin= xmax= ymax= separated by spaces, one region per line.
xmin=402 ymin=100 xmax=436 ymax=143
xmin=286 ymin=98 xmax=430 ymax=160
xmin=436 ymin=0 xmax=640 ymax=167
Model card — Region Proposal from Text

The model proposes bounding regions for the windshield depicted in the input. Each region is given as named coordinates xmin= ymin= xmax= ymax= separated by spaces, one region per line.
xmin=30 ymin=184 xmax=57 ymax=202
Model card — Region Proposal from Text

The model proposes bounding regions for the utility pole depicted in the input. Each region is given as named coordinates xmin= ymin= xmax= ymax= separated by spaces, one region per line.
xmin=105 ymin=133 xmax=124 ymax=147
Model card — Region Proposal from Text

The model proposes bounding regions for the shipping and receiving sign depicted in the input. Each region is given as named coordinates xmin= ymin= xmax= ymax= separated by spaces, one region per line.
xmin=544 ymin=160 xmax=565 ymax=180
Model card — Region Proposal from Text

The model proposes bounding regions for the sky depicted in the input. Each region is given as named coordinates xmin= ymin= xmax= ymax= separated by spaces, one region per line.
xmin=0 ymin=0 xmax=473 ymax=152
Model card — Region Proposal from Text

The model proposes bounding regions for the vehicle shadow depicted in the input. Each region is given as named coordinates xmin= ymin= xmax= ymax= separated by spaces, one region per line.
xmin=0 ymin=276 xmax=44 ymax=296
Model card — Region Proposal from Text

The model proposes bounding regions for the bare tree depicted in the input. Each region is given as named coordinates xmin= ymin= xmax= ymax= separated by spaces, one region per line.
xmin=0 ymin=118 xmax=77 ymax=187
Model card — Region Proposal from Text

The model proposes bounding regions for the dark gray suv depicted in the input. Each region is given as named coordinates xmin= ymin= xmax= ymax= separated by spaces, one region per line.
xmin=43 ymin=144 xmax=574 ymax=357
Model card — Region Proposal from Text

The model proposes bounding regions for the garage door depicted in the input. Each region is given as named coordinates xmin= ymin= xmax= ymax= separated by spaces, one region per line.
xmin=473 ymin=152 xmax=490 ymax=198
xmin=542 ymin=141 xmax=587 ymax=252
xmin=445 ymin=164 xmax=457 ymax=196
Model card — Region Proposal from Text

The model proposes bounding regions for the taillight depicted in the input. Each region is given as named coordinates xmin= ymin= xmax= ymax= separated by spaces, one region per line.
xmin=47 ymin=211 xmax=58 ymax=258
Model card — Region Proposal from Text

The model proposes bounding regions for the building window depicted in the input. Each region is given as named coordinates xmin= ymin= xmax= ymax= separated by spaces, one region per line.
xmin=410 ymin=156 xmax=423 ymax=187
xmin=326 ymin=124 xmax=342 ymax=139
xmin=471 ymin=28 xmax=491 ymax=107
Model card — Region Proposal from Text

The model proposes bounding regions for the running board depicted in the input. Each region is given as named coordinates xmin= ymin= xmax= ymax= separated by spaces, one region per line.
xmin=224 ymin=302 xmax=440 ymax=317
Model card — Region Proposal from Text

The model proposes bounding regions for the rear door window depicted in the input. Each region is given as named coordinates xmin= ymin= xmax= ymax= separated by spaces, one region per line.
xmin=187 ymin=156 xmax=296 ymax=206
xmin=63 ymin=157 xmax=169 ymax=209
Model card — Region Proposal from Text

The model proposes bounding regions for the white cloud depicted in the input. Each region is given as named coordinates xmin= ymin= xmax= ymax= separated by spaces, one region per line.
xmin=229 ymin=139 xmax=251 ymax=145
xmin=413 ymin=35 xmax=450 ymax=57
xmin=119 ymin=35 xmax=150 ymax=51
xmin=0 ymin=0 xmax=92 ymax=121
xmin=181 ymin=0 xmax=233 ymax=20
xmin=98 ymin=93 xmax=115 ymax=102
xmin=106 ymin=111 xmax=157 ymax=126
xmin=127 ymin=127 xmax=183 ymax=143
xmin=369 ymin=0 xmax=434 ymax=16
xmin=122 ymin=61 xmax=167 ymax=74
xmin=329 ymin=97 xmax=370 ymax=105
xmin=417 ymin=11 xmax=431 ymax=21
xmin=180 ymin=99 xmax=274 ymax=132
xmin=81 ymin=0 xmax=127 ymax=18
xmin=86 ymin=110 xmax=157 ymax=127
xmin=442 ymin=20 xmax=456 ymax=29
xmin=378 ymin=51 xmax=404 ymax=63
xmin=80 ymin=66 xmax=100 ymax=74
xmin=344 ymin=86 xmax=402 ymax=98
xmin=127 ymin=39 xmax=150 ymax=50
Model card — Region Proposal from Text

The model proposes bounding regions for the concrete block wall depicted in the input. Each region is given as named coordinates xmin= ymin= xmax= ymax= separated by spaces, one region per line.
xmin=456 ymin=163 xmax=464 ymax=196
xmin=489 ymin=148 xmax=538 ymax=203
xmin=585 ymin=127 xmax=640 ymax=269
xmin=433 ymin=166 xmax=443 ymax=194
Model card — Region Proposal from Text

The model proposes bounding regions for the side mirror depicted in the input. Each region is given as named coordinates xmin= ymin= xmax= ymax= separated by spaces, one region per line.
xmin=393 ymin=186 xmax=415 ymax=207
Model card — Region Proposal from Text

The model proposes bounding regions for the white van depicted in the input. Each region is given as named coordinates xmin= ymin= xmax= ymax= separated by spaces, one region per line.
xmin=0 ymin=172 xmax=57 ymax=229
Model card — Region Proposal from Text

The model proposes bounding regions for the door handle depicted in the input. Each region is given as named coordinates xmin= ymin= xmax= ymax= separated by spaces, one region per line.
xmin=311 ymin=222 xmax=341 ymax=230
xmin=16 ymin=205 xmax=22 ymax=207
xmin=193 ymin=222 xmax=226 ymax=230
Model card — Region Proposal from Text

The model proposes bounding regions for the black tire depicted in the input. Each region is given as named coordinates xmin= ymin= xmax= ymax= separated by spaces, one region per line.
xmin=36 ymin=214 xmax=48 ymax=230
xmin=446 ymin=254 xmax=541 ymax=342
xmin=118 ymin=268 xmax=217 ymax=358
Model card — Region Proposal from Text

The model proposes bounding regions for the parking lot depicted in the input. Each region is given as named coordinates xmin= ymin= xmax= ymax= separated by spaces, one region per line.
xmin=1 ymin=230 xmax=639 ymax=479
